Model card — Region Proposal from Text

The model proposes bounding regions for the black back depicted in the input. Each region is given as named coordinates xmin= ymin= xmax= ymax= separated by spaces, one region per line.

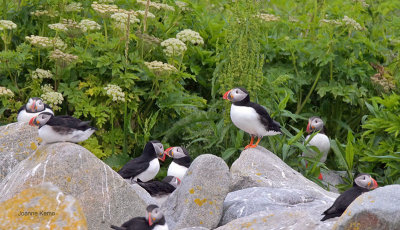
xmin=173 ymin=156 xmax=192 ymax=168
xmin=43 ymin=115 xmax=96 ymax=131
xmin=110 ymin=217 xmax=151 ymax=230
xmin=137 ymin=180 xmax=177 ymax=196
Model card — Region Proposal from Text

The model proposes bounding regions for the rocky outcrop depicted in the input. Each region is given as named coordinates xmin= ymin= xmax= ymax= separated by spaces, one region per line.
xmin=0 ymin=182 xmax=87 ymax=229
xmin=0 ymin=142 xmax=156 ymax=229
xmin=333 ymin=185 xmax=400 ymax=230
xmin=0 ymin=122 xmax=40 ymax=182
xmin=161 ymin=154 xmax=231 ymax=230
xmin=320 ymin=168 xmax=346 ymax=193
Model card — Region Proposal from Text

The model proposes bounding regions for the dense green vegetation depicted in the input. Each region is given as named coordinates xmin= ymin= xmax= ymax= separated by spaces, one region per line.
xmin=1 ymin=0 xmax=399 ymax=190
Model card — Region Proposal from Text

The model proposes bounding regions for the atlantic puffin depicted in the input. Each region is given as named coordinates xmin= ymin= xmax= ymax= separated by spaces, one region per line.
xmin=164 ymin=146 xmax=191 ymax=180
xmin=302 ymin=116 xmax=330 ymax=180
xmin=17 ymin=97 xmax=53 ymax=122
xmin=223 ymin=87 xmax=281 ymax=149
xmin=110 ymin=204 xmax=168 ymax=230
xmin=137 ymin=176 xmax=180 ymax=197
xmin=118 ymin=140 xmax=164 ymax=182
xmin=29 ymin=112 xmax=96 ymax=144
xmin=321 ymin=173 xmax=378 ymax=221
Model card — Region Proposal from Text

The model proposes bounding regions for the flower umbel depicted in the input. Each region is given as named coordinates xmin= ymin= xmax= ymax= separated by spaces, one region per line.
xmin=25 ymin=35 xmax=67 ymax=50
xmin=41 ymin=91 xmax=63 ymax=111
xmin=104 ymin=84 xmax=125 ymax=102
xmin=79 ymin=19 xmax=101 ymax=32
xmin=176 ymin=29 xmax=204 ymax=45
xmin=257 ymin=13 xmax=280 ymax=22
xmin=145 ymin=61 xmax=178 ymax=75
xmin=161 ymin=38 xmax=187 ymax=57
xmin=32 ymin=69 xmax=53 ymax=79
xmin=49 ymin=49 xmax=78 ymax=68
xmin=342 ymin=16 xmax=363 ymax=31
xmin=91 ymin=2 xmax=119 ymax=16
xmin=65 ymin=2 xmax=83 ymax=12
xmin=0 ymin=86 xmax=14 ymax=97
xmin=137 ymin=0 xmax=175 ymax=11
xmin=0 ymin=20 xmax=17 ymax=30
xmin=111 ymin=12 xmax=140 ymax=30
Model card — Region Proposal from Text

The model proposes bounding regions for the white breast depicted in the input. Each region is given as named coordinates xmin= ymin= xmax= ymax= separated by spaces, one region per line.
xmin=303 ymin=133 xmax=330 ymax=163
xmin=17 ymin=108 xmax=54 ymax=123
xmin=167 ymin=161 xmax=188 ymax=180
xmin=134 ymin=158 xmax=160 ymax=182
xmin=231 ymin=104 xmax=271 ymax=137
xmin=38 ymin=125 xmax=95 ymax=144
xmin=153 ymin=224 xmax=168 ymax=230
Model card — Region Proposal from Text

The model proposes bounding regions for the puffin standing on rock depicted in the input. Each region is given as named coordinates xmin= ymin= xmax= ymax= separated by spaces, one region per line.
xmin=321 ymin=173 xmax=378 ymax=221
xmin=29 ymin=112 xmax=96 ymax=144
xmin=137 ymin=176 xmax=181 ymax=197
xmin=17 ymin=97 xmax=53 ymax=122
xmin=164 ymin=146 xmax=191 ymax=180
xmin=223 ymin=87 xmax=281 ymax=149
xmin=110 ymin=204 xmax=168 ymax=230
xmin=302 ymin=116 xmax=330 ymax=180
xmin=118 ymin=140 xmax=164 ymax=182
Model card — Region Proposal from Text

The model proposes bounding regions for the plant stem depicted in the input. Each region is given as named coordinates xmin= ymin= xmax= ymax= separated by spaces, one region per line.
xmin=2 ymin=0 xmax=7 ymax=19
xmin=296 ymin=69 xmax=322 ymax=114
xmin=123 ymin=102 xmax=128 ymax=156
xmin=111 ymin=111 xmax=115 ymax=155
xmin=125 ymin=14 xmax=131 ymax=73
xmin=103 ymin=18 xmax=108 ymax=44
xmin=143 ymin=0 xmax=150 ymax=33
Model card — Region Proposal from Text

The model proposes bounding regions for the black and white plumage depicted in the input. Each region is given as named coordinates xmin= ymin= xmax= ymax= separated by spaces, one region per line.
xmin=17 ymin=97 xmax=53 ymax=123
xmin=118 ymin=141 xmax=164 ymax=182
xmin=29 ymin=112 xmax=96 ymax=144
xmin=164 ymin=146 xmax=191 ymax=180
xmin=321 ymin=173 xmax=378 ymax=221
xmin=137 ymin=176 xmax=181 ymax=197
xmin=110 ymin=204 xmax=168 ymax=230
xmin=223 ymin=87 xmax=281 ymax=149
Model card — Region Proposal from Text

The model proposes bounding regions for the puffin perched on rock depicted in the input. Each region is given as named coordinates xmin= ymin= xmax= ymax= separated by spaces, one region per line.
xmin=118 ymin=140 xmax=164 ymax=182
xmin=164 ymin=146 xmax=191 ymax=180
xmin=302 ymin=116 xmax=330 ymax=180
xmin=110 ymin=204 xmax=168 ymax=230
xmin=223 ymin=87 xmax=281 ymax=149
xmin=321 ymin=173 xmax=378 ymax=221
xmin=137 ymin=176 xmax=180 ymax=197
xmin=29 ymin=112 xmax=96 ymax=144
xmin=17 ymin=97 xmax=53 ymax=122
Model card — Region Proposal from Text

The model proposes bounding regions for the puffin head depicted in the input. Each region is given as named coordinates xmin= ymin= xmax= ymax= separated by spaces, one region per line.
xmin=162 ymin=176 xmax=181 ymax=188
xmin=164 ymin=146 xmax=189 ymax=159
xmin=223 ymin=87 xmax=249 ymax=103
xmin=306 ymin=116 xmax=324 ymax=133
xmin=354 ymin=173 xmax=378 ymax=190
xmin=145 ymin=204 xmax=164 ymax=226
xmin=145 ymin=140 xmax=164 ymax=160
xmin=26 ymin=97 xmax=45 ymax=113
xmin=29 ymin=112 xmax=53 ymax=126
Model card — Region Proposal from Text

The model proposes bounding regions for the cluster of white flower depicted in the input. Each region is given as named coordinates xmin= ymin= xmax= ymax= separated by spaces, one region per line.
xmin=342 ymin=16 xmax=363 ymax=31
xmin=320 ymin=19 xmax=342 ymax=26
xmin=288 ymin=16 xmax=299 ymax=22
xmin=161 ymin=38 xmax=187 ymax=57
xmin=104 ymin=84 xmax=125 ymax=102
xmin=25 ymin=35 xmax=67 ymax=50
xmin=65 ymin=2 xmax=83 ymax=12
xmin=353 ymin=0 xmax=369 ymax=7
xmin=111 ymin=12 xmax=140 ymax=30
xmin=0 ymin=86 xmax=14 ymax=97
xmin=175 ymin=1 xmax=190 ymax=11
xmin=257 ymin=13 xmax=280 ymax=22
xmin=30 ymin=9 xmax=59 ymax=17
xmin=98 ymin=0 xmax=115 ymax=3
xmin=136 ymin=10 xmax=155 ymax=19
xmin=79 ymin=19 xmax=101 ymax=32
xmin=145 ymin=61 xmax=177 ymax=75
xmin=0 ymin=20 xmax=17 ymax=30
xmin=49 ymin=49 xmax=78 ymax=67
xmin=48 ymin=23 xmax=68 ymax=32
xmin=137 ymin=0 xmax=175 ymax=11
xmin=176 ymin=29 xmax=204 ymax=45
xmin=32 ymin=69 xmax=53 ymax=79
xmin=41 ymin=84 xmax=54 ymax=93
xmin=91 ymin=2 xmax=119 ymax=15
xmin=41 ymin=91 xmax=63 ymax=110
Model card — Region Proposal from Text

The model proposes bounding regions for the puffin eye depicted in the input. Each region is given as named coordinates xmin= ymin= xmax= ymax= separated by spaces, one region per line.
xmin=236 ymin=90 xmax=239 ymax=93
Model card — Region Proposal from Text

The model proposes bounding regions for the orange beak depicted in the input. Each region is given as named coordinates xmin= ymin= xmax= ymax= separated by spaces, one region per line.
xmin=223 ymin=90 xmax=231 ymax=100
xmin=372 ymin=178 xmax=378 ymax=189
xmin=177 ymin=177 xmax=181 ymax=185
xmin=159 ymin=153 xmax=166 ymax=162
xmin=306 ymin=122 xmax=311 ymax=133
xmin=148 ymin=212 xmax=153 ymax=226
xmin=29 ymin=117 xmax=37 ymax=126
xmin=164 ymin=147 xmax=173 ymax=157
xmin=30 ymin=100 xmax=36 ymax=111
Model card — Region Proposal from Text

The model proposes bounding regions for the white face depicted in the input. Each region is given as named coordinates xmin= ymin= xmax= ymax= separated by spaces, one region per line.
xmin=33 ymin=113 xmax=52 ymax=126
xmin=168 ymin=146 xmax=188 ymax=159
xmin=224 ymin=88 xmax=248 ymax=103
xmin=146 ymin=206 xmax=164 ymax=226
xmin=169 ymin=176 xmax=181 ymax=188
xmin=307 ymin=116 xmax=324 ymax=133
xmin=26 ymin=98 xmax=45 ymax=112
xmin=354 ymin=174 xmax=378 ymax=190
xmin=152 ymin=142 xmax=164 ymax=157
xmin=36 ymin=99 xmax=45 ymax=112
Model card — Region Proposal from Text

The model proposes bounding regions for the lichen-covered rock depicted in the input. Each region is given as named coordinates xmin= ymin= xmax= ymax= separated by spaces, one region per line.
xmin=320 ymin=169 xmax=346 ymax=193
xmin=178 ymin=227 xmax=210 ymax=230
xmin=0 ymin=182 xmax=87 ymax=229
xmin=219 ymin=187 xmax=336 ymax=228
xmin=333 ymin=185 xmax=400 ymax=230
xmin=161 ymin=154 xmax=231 ymax=230
xmin=230 ymin=146 xmax=337 ymax=200
xmin=0 ymin=142 xmax=156 ymax=229
xmin=0 ymin=122 xmax=40 ymax=182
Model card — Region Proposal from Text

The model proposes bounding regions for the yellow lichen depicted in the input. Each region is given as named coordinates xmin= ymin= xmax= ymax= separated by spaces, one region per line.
xmin=194 ymin=198 xmax=207 ymax=206
xmin=30 ymin=142 xmax=37 ymax=150
xmin=200 ymin=221 xmax=203 ymax=225
xmin=189 ymin=188 xmax=195 ymax=194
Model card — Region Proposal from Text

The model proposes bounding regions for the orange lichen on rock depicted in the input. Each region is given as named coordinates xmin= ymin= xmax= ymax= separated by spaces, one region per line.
xmin=194 ymin=198 xmax=207 ymax=206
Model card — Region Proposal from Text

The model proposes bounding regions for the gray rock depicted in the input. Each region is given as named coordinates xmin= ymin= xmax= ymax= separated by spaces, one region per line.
xmin=333 ymin=185 xmax=400 ymax=230
xmin=161 ymin=154 xmax=231 ymax=230
xmin=230 ymin=146 xmax=337 ymax=200
xmin=0 ymin=122 xmax=40 ymax=182
xmin=219 ymin=187 xmax=336 ymax=228
xmin=178 ymin=227 xmax=209 ymax=230
xmin=320 ymin=169 xmax=346 ymax=193
xmin=0 ymin=142 xmax=156 ymax=229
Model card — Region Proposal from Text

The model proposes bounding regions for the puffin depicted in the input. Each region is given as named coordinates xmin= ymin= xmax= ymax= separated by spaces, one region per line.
xmin=321 ymin=173 xmax=378 ymax=221
xmin=110 ymin=204 xmax=168 ymax=230
xmin=17 ymin=97 xmax=53 ymax=122
xmin=164 ymin=146 xmax=191 ymax=180
xmin=137 ymin=176 xmax=181 ymax=197
xmin=302 ymin=116 xmax=330 ymax=180
xmin=223 ymin=87 xmax=281 ymax=149
xmin=118 ymin=140 xmax=164 ymax=182
xmin=28 ymin=112 xmax=96 ymax=144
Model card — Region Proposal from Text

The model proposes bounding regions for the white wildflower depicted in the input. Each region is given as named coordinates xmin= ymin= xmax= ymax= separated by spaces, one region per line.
xmin=176 ymin=29 xmax=204 ymax=45
xmin=136 ymin=10 xmax=155 ymax=19
xmin=289 ymin=16 xmax=299 ymax=22
xmin=0 ymin=86 xmax=14 ymax=97
xmin=41 ymin=84 xmax=54 ymax=93
xmin=257 ymin=13 xmax=280 ymax=22
xmin=111 ymin=12 xmax=140 ymax=30
xmin=104 ymin=84 xmax=125 ymax=102
xmin=30 ymin=9 xmax=59 ymax=17
xmin=353 ymin=0 xmax=369 ymax=8
xmin=41 ymin=91 xmax=63 ymax=111
xmin=137 ymin=0 xmax=175 ymax=11
xmin=32 ymin=69 xmax=53 ymax=79
xmin=161 ymin=38 xmax=187 ymax=57
xmin=99 ymin=0 xmax=115 ymax=3
xmin=48 ymin=23 xmax=68 ymax=32
xmin=91 ymin=2 xmax=119 ymax=15
xmin=25 ymin=35 xmax=67 ymax=50
xmin=342 ymin=16 xmax=363 ymax=30
xmin=65 ymin=2 xmax=83 ymax=12
xmin=175 ymin=1 xmax=189 ymax=11
xmin=79 ymin=19 xmax=101 ymax=32
xmin=145 ymin=61 xmax=177 ymax=75
xmin=49 ymin=49 xmax=78 ymax=67
xmin=0 ymin=20 xmax=17 ymax=30
xmin=320 ymin=19 xmax=342 ymax=26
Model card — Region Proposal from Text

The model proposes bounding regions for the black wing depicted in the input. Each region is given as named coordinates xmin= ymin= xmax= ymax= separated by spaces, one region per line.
xmin=173 ymin=156 xmax=191 ymax=168
xmin=137 ymin=180 xmax=176 ymax=196
xmin=46 ymin=116 xmax=95 ymax=131
xmin=118 ymin=156 xmax=150 ymax=179
xmin=17 ymin=105 xmax=25 ymax=114
xmin=248 ymin=102 xmax=281 ymax=132
xmin=111 ymin=217 xmax=150 ymax=230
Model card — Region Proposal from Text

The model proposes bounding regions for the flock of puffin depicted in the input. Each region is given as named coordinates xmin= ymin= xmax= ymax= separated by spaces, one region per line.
xmin=15 ymin=88 xmax=378 ymax=229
